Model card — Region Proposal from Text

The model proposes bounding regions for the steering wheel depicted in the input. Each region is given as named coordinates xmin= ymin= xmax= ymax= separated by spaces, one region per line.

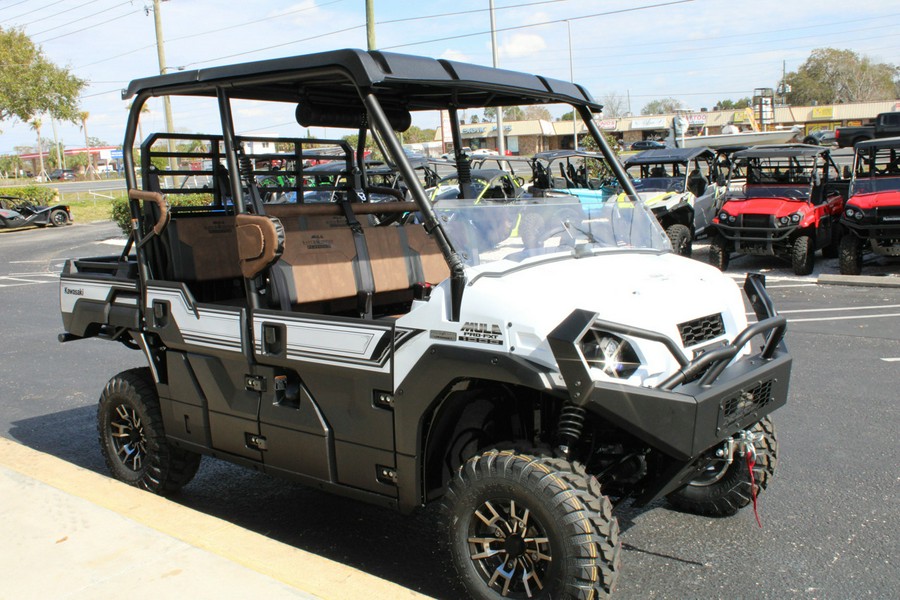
xmin=537 ymin=223 xmax=595 ymax=249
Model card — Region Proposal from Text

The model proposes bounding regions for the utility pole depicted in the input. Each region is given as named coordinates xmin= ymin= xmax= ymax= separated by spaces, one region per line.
xmin=366 ymin=0 xmax=376 ymax=51
xmin=489 ymin=0 xmax=506 ymax=155
xmin=152 ymin=0 xmax=177 ymax=169
xmin=566 ymin=20 xmax=577 ymax=150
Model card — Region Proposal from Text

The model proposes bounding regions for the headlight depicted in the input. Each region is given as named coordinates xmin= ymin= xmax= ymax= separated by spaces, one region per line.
xmin=778 ymin=216 xmax=790 ymax=226
xmin=580 ymin=331 xmax=641 ymax=379
xmin=845 ymin=207 xmax=864 ymax=220
xmin=791 ymin=212 xmax=801 ymax=223
xmin=719 ymin=211 xmax=729 ymax=221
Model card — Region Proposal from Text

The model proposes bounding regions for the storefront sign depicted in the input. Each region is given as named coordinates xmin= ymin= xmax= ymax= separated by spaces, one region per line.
xmin=597 ymin=119 xmax=617 ymax=130
xmin=812 ymin=107 xmax=834 ymax=119
xmin=686 ymin=113 xmax=707 ymax=125
xmin=631 ymin=117 xmax=668 ymax=130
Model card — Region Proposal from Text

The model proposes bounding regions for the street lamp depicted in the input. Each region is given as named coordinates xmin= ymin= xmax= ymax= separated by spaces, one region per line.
xmin=489 ymin=0 xmax=506 ymax=155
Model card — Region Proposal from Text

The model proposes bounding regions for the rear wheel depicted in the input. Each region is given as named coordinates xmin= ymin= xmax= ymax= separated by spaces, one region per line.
xmin=444 ymin=448 xmax=620 ymax=599
xmin=708 ymin=235 xmax=729 ymax=271
xmin=98 ymin=368 xmax=201 ymax=495
xmin=791 ymin=234 xmax=814 ymax=275
xmin=665 ymin=223 xmax=692 ymax=257
xmin=667 ymin=417 xmax=778 ymax=517
xmin=839 ymin=234 xmax=863 ymax=275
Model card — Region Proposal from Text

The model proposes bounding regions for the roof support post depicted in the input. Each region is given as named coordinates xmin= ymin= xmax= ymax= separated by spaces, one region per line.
xmin=361 ymin=90 xmax=467 ymax=321
xmin=216 ymin=88 xmax=246 ymax=215
xmin=577 ymin=105 xmax=641 ymax=202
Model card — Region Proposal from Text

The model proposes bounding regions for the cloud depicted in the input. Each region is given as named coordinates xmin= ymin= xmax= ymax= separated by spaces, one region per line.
xmin=440 ymin=49 xmax=470 ymax=62
xmin=499 ymin=33 xmax=547 ymax=59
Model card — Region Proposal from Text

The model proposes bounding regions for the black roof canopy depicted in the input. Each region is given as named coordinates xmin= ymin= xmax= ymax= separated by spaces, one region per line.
xmin=122 ymin=48 xmax=601 ymax=113
xmin=854 ymin=136 xmax=900 ymax=151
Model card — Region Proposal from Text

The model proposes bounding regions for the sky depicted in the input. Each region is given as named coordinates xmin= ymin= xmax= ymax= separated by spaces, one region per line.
xmin=0 ymin=0 xmax=898 ymax=155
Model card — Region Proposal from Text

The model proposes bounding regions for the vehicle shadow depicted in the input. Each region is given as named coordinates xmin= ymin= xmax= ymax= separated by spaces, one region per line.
xmin=8 ymin=407 xmax=465 ymax=598
xmin=10 ymin=407 xmax=695 ymax=598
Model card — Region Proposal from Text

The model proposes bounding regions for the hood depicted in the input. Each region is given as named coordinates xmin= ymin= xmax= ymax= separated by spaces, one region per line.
xmin=848 ymin=190 xmax=900 ymax=210
xmin=722 ymin=197 xmax=810 ymax=218
xmin=459 ymin=252 xmax=747 ymax=370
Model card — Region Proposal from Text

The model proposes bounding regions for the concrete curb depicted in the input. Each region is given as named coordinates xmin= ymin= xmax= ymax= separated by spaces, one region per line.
xmin=0 ymin=437 xmax=429 ymax=600
xmin=817 ymin=273 xmax=900 ymax=288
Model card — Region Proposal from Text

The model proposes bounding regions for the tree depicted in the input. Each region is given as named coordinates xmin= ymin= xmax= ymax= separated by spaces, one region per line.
xmin=483 ymin=106 xmax=525 ymax=121
xmin=641 ymin=98 xmax=683 ymax=115
xmin=713 ymin=97 xmax=751 ymax=111
xmin=30 ymin=118 xmax=46 ymax=179
xmin=785 ymin=48 xmax=899 ymax=105
xmin=402 ymin=125 xmax=436 ymax=144
xmin=80 ymin=111 xmax=95 ymax=179
xmin=599 ymin=92 xmax=629 ymax=118
xmin=522 ymin=106 xmax=552 ymax=121
xmin=0 ymin=27 xmax=85 ymax=123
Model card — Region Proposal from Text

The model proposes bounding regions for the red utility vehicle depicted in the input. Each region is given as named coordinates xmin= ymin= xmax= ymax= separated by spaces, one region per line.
xmin=709 ymin=144 xmax=848 ymax=275
xmin=839 ymin=137 xmax=900 ymax=274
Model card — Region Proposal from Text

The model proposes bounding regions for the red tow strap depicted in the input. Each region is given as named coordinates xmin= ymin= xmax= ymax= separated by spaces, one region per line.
xmin=746 ymin=451 xmax=762 ymax=528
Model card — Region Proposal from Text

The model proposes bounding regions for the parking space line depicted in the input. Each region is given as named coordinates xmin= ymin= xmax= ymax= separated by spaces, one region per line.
xmin=788 ymin=312 xmax=900 ymax=323
xmin=779 ymin=304 xmax=900 ymax=314
xmin=881 ymin=358 xmax=900 ymax=362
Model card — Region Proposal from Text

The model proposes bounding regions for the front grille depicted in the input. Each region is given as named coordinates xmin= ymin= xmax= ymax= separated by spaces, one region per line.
xmin=719 ymin=380 xmax=774 ymax=428
xmin=741 ymin=214 xmax=772 ymax=228
xmin=678 ymin=313 xmax=725 ymax=347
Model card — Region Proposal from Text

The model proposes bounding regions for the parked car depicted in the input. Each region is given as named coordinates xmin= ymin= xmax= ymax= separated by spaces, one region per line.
xmin=630 ymin=139 xmax=666 ymax=151
xmin=836 ymin=112 xmax=900 ymax=148
xmin=709 ymin=144 xmax=849 ymax=275
xmin=59 ymin=48 xmax=791 ymax=599
xmin=48 ymin=168 xmax=75 ymax=181
xmin=622 ymin=147 xmax=726 ymax=255
xmin=838 ymin=136 xmax=900 ymax=274
xmin=0 ymin=196 xmax=73 ymax=229
xmin=802 ymin=129 xmax=837 ymax=146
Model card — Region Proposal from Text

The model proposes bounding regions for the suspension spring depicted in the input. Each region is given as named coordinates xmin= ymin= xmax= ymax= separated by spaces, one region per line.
xmin=557 ymin=403 xmax=587 ymax=459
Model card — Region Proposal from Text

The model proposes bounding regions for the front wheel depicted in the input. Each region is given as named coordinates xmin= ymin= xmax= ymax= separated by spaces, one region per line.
xmin=791 ymin=234 xmax=814 ymax=275
xmin=708 ymin=234 xmax=729 ymax=271
xmin=98 ymin=368 xmax=201 ymax=495
xmin=667 ymin=417 xmax=777 ymax=517
xmin=444 ymin=449 xmax=620 ymax=599
xmin=839 ymin=234 xmax=864 ymax=275
xmin=665 ymin=223 xmax=692 ymax=257
xmin=50 ymin=209 xmax=69 ymax=227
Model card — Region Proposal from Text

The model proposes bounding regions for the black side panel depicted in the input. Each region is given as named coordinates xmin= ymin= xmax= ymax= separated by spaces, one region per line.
xmin=188 ymin=353 xmax=261 ymax=461
xmin=160 ymin=352 xmax=212 ymax=448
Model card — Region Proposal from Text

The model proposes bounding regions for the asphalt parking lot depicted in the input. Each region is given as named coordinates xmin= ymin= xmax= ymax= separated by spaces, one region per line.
xmin=1 ymin=221 xmax=898 ymax=599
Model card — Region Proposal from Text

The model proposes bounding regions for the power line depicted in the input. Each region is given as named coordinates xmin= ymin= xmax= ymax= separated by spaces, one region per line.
xmin=0 ymin=0 xmax=31 ymax=13
xmin=30 ymin=0 xmax=134 ymax=38
xmin=36 ymin=8 xmax=142 ymax=44
xmin=2 ymin=0 xmax=67 ymax=23
xmin=179 ymin=23 xmax=366 ymax=69
xmin=21 ymin=0 xmax=97 ymax=31
xmin=376 ymin=0 xmax=572 ymax=25
xmin=381 ymin=0 xmax=696 ymax=50
xmin=75 ymin=0 xmax=349 ymax=71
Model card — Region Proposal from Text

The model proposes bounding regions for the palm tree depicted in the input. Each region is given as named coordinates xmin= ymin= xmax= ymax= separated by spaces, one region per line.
xmin=30 ymin=118 xmax=47 ymax=181
xmin=80 ymin=111 xmax=95 ymax=179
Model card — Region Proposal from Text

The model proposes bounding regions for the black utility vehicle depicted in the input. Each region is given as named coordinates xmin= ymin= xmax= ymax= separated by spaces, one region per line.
xmin=59 ymin=49 xmax=791 ymax=599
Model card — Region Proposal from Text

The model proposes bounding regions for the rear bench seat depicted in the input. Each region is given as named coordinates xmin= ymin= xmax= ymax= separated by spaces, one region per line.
xmin=260 ymin=202 xmax=449 ymax=316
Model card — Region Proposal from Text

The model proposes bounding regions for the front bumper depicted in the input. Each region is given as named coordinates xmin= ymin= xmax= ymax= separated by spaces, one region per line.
xmin=714 ymin=219 xmax=798 ymax=254
xmin=548 ymin=273 xmax=791 ymax=501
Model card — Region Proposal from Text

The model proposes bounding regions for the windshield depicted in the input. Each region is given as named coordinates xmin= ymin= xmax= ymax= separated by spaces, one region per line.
xmin=631 ymin=176 xmax=685 ymax=193
xmin=433 ymin=196 xmax=670 ymax=273
xmin=852 ymin=146 xmax=900 ymax=195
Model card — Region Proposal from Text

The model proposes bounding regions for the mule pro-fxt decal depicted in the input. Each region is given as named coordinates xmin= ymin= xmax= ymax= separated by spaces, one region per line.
xmin=459 ymin=321 xmax=504 ymax=345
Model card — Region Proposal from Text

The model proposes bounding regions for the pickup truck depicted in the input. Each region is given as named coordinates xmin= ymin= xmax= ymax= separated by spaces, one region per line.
xmin=836 ymin=112 xmax=900 ymax=148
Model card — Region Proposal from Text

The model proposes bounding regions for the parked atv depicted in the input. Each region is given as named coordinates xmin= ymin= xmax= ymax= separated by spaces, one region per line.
xmin=59 ymin=49 xmax=791 ymax=599
xmin=839 ymin=137 xmax=900 ymax=274
xmin=710 ymin=144 xmax=849 ymax=275
xmin=621 ymin=147 xmax=725 ymax=256
xmin=0 ymin=196 xmax=73 ymax=230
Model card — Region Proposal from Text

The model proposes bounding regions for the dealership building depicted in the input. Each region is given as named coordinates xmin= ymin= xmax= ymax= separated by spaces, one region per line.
xmin=430 ymin=100 xmax=900 ymax=154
